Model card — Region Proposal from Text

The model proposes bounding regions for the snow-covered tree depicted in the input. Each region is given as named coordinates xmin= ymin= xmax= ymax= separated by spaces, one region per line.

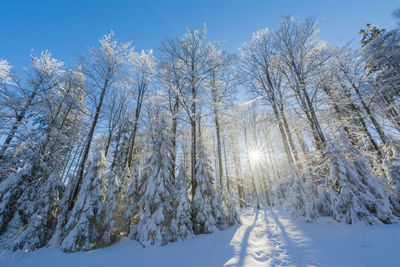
xmin=159 ymin=26 xmax=220 ymax=204
xmin=275 ymin=16 xmax=329 ymax=151
xmin=9 ymin=172 xmax=59 ymax=251
xmin=118 ymin=167 xmax=138 ymax=238
xmin=384 ymin=138 xmax=400 ymax=203
xmin=125 ymin=49 xmax=155 ymax=169
xmin=69 ymin=32 xmax=132 ymax=213
xmin=0 ymin=150 xmax=60 ymax=252
xmin=240 ymin=27 xmax=300 ymax=167
xmin=170 ymin=165 xmax=194 ymax=241
xmin=0 ymin=59 xmax=12 ymax=85
xmin=219 ymin=184 xmax=241 ymax=226
xmin=361 ymin=25 xmax=400 ymax=133
xmin=192 ymin=139 xmax=224 ymax=234
xmin=0 ymin=58 xmax=84 ymax=251
xmin=285 ymin=172 xmax=318 ymax=222
xmin=0 ymin=51 xmax=64 ymax=161
xmin=60 ymin=149 xmax=107 ymax=252
xmin=101 ymin=171 xmax=121 ymax=246
xmin=135 ymin=106 xmax=176 ymax=246
xmin=5 ymin=11 xmax=400 ymax=256
xmin=318 ymin=139 xmax=398 ymax=224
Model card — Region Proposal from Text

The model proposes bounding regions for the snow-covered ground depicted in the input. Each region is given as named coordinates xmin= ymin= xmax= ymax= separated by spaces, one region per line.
xmin=2 ymin=207 xmax=400 ymax=267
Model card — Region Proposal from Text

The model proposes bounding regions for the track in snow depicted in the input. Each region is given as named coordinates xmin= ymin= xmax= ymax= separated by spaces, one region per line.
xmin=224 ymin=208 xmax=321 ymax=267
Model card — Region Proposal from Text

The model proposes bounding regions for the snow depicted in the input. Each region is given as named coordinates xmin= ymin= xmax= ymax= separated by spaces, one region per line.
xmin=2 ymin=207 xmax=400 ymax=267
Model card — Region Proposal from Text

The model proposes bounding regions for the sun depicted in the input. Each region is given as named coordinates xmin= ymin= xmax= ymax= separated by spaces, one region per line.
xmin=249 ymin=150 xmax=262 ymax=163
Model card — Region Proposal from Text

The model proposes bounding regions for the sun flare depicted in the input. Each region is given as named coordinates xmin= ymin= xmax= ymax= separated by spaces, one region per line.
xmin=249 ymin=150 xmax=262 ymax=162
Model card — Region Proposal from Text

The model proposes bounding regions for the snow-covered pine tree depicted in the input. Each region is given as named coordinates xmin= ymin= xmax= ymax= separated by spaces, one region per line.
xmin=9 ymin=172 xmax=59 ymax=251
xmin=318 ymin=138 xmax=398 ymax=224
xmin=0 ymin=139 xmax=63 ymax=252
xmin=117 ymin=122 xmax=148 ymax=240
xmin=217 ymin=174 xmax=240 ymax=226
xmin=0 ymin=170 xmax=25 ymax=242
xmin=60 ymin=149 xmax=107 ymax=252
xmin=384 ymin=138 xmax=400 ymax=200
xmin=135 ymin=108 xmax=176 ymax=247
xmin=381 ymin=138 xmax=400 ymax=216
xmin=224 ymin=191 xmax=241 ymax=226
xmin=0 ymin=55 xmax=86 ymax=252
xmin=192 ymin=139 xmax=224 ymax=234
xmin=118 ymin=163 xmax=139 ymax=239
xmin=285 ymin=170 xmax=318 ymax=222
xmin=0 ymin=161 xmax=33 ymax=251
xmin=101 ymin=171 xmax=121 ymax=246
xmin=170 ymin=165 xmax=194 ymax=241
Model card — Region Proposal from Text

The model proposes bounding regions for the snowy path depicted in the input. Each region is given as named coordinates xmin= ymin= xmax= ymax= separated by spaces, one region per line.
xmin=224 ymin=208 xmax=321 ymax=266
xmin=2 ymin=207 xmax=400 ymax=267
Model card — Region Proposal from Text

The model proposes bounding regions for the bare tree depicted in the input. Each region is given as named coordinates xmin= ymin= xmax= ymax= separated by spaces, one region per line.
xmin=158 ymin=45 xmax=186 ymax=179
xmin=207 ymin=52 xmax=235 ymax=193
xmin=333 ymin=48 xmax=387 ymax=145
xmin=0 ymin=51 xmax=63 ymax=160
xmin=103 ymin=82 xmax=129 ymax=158
xmin=239 ymin=28 xmax=299 ymax=166
xmin=125 ymin=49 xmax=154 ymax=169
xmin=159 ymin=26 xmax=218 ymax=203
xmin=70 ymin=32 xmax=131 ymax=209
xmin=276 ymin=16 xmax=329 ymax=151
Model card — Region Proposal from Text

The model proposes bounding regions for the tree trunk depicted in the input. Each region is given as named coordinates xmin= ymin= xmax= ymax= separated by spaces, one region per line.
xmin=266 ymin=138 xmax=286 ymax=200
xmin=126 ymin=105 xmax=141 ymax=169
xmin=380 ymin=93 xmax=400 ymax=133
xmin=111 ymin=123 xmax=123 ymax=170
xmin=277 ymin=90 xmax=301 ymax=166
xmin=222 ymin=131 xmax=230 ymax=193
xmin=69 ymin=78 xmax=109 ymax=211
xmin=104 ymin=128 xmax=114 ymax=158
xmin=126 ymin=82 xmax=146 ymax=169
xmin=171 ymin=114 xmax=178 ymax=180
xmin=229 ymin=133 xmax=245 ymax=207
xmin=211 ymin=89 xmax=224 ymax=192
xmin=243 ymin=122 xmax=259 ymax=209
xmin=340 ymin=85 xmax=382 ymax=156
xmin=346 ymin=74 xmax=387 ymax=144
xmin=300 ymin=82 xmax=326 ymax=150
xmin=294 ymin=128 xmax=309 ymax=157
xmin=190 ymin=85 xmax=197 ymax=203
xmin=271 ymin=101 xmax=295 ymax=165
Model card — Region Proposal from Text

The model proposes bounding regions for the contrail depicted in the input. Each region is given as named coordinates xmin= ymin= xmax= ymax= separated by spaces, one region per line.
xmin=146 ymin=0 xmax=181 ymax=34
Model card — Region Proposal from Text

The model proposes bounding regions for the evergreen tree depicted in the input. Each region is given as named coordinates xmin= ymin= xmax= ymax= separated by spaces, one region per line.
xmin=383 ymin=138 xmax=400 ymax=213
xmin=101 ymin=171 xmax=121 ymax=246
xmin=170 ymin=166 xmax=194 ymax=241
xmin=118 ymin=167 xmax=138 ymax=238
xmin=135 ymin=109 xmax=176 ymax=246
xmin=60 ymin=149 xmax=107 ymax=252
xmin=318 ymin=138 xmax=398 ymax=224
xmin=192 ymin=139 xmax=224 ymax=234
xmin=285 ymin=172 xmax=318 ymax=222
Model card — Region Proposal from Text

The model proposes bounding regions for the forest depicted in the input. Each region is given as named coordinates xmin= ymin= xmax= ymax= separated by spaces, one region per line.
xmin=0 ymin=11 xmax=400 ymax=255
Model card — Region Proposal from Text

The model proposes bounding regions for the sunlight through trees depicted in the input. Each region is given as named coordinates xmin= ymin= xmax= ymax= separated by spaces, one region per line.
xmin=1 ymin=9 xmax=400 ymax=255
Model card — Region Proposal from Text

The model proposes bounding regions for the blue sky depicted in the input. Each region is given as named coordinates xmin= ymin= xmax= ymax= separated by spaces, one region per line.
xmin=0 ymin=0 xmax=399 ymax=69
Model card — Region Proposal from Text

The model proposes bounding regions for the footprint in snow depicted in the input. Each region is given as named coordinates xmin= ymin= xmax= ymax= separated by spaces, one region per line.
xmin=254 ymin=250 xmax=269 ymax=261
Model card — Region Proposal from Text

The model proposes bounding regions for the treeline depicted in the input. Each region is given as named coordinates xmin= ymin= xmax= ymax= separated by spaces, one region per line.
xmin=1 ymin=12 xmax=400 ymax=253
